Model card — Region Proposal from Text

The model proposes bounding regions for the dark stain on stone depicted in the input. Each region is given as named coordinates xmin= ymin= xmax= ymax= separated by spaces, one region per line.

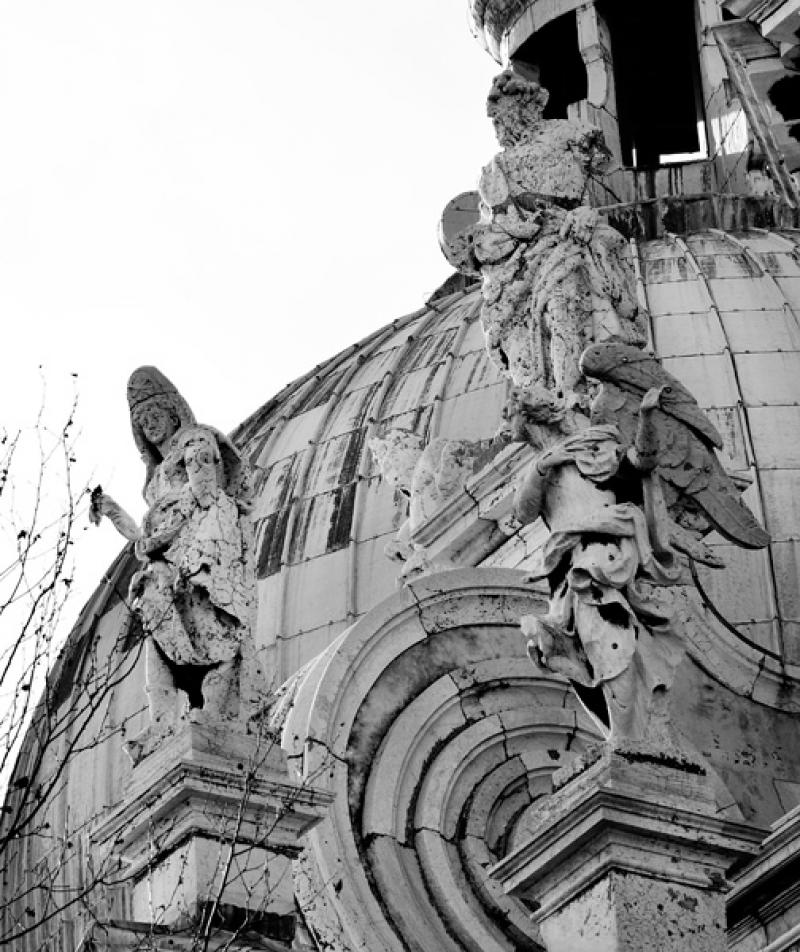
xmin=256 ymin=506 xmax=293 ymax=578
xmin=326 ymin=482 xmax=358 ymax=553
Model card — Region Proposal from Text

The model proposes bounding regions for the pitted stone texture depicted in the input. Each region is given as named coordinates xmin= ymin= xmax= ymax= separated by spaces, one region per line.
xmin=492 ymin=751 xmax=763 ymax=952
xmin=368 ymin=428 xmax=488 ymax=578
xmin=468 ymin=0 xmax=537 ymax=61
xmin=94 ymin=366 xmax=258 ymax=754
xmin=90 ymin=721 xmax=332 ymax=931
xmin=540 ymin=873 xmax=727 ymax=952
xmin=473 ymin=70 xmax=646 ymax=412
xmin=278 ymin=568 xmax=601 ymax=952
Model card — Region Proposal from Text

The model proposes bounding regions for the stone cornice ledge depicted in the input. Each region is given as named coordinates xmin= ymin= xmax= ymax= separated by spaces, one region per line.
xmin=76 ymin=920 xmax=294 ymax=951
xmin=729 ymin=802 xmax=800 ymax=905
xmin=409 ymin=441 xmax=533 ymax=569
xmin=91 ymin=721 xmax=334 ymax=880
xmin=490 ymin=755 xmax=766 ymax=921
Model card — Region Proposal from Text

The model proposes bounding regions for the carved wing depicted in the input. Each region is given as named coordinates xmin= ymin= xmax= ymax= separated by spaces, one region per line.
xmin=580 ymin=341 xmax=769 ymax=550
xmin=580 ymin=342 xmax=723 ymax=449
xmin=586 ymin=379 xmax=640 ymax=447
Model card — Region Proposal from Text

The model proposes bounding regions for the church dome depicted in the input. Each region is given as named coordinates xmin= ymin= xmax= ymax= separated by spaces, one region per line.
xmin=4 ymin=224 xmax=800 ymax=950
xmin=230 ymin=279 xmax=509 ymax=684
xmin=222 ymin=227 xmax=800 ymax=694
xmin=26 ymin=226 xmax=800 ymax=751
xmin=635 ymin=228 xmax=800 ymax=684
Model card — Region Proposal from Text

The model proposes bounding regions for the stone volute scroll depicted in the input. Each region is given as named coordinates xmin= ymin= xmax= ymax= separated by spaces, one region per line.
xmin=90 ymin=366 xmax=258 ymax=761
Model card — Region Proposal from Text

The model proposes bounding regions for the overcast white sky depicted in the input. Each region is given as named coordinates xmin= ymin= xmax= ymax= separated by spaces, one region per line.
xmin=0 ymin=0 xmax=500 ymax=630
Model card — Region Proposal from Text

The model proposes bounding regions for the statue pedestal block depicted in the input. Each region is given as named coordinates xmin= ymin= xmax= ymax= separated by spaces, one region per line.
xmin=491 ymin=746 xmax=764 ymax=952
xmin=91 ymin=719 xmax=333 ymax=935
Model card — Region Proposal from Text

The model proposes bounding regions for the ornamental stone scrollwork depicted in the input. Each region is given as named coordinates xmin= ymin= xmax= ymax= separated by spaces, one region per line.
xmin=514 ymin=342 xmax=770 ymax=748
xmin=91 ymin=366 xmax=258 ymax=760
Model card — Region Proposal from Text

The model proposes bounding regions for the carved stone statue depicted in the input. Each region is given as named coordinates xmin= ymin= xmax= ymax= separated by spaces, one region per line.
xmin=516 ymin=344 xmax=769 ymax=745
xmin=580 ymin=342 xmax=770 ymax=553
xmin=472 ymin=67 xmax=648 ymax=414
xmin=369 ymin=429 xmax=484 ymax=578
xmin=91 ymin=367 xmax=256 ymax=755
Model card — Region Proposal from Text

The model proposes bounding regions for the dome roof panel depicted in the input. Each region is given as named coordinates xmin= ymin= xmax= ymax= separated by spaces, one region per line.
xmin=382 ymin=362 xmax=450 ymax=418
xmin=651 ymin=310 xmax=728 ymax=358
xmin=238 ymin=231 xmax=800 ymax=678
xmin=699 ymin=538 xmax=774 ymax=620
xmin=737 ymin=352 xmax=800 ymax=405
xmin=762 ymin=253 xmax=800 ymax=277
xmin=693 ymin=251 xmax=762 ymax=280
xmin=647 ymin=279 xmax=709 ymax=316
xmin=641 ymin=238 xmax=685 ymax=261
xmin=232 ymin=285 xmax=509 ymax=681
xmin=720 ymin=308 xmax=800 ymax=353
xmin=749 ymin=406 xmax=800 ymax=468
xmin=356 ymin=474 xmax=406 ymax=536
xmin=642 ymin=254 xmax=695 ymax=285
xmin=708 ymin=275 xmax=790 ymax=311
xmin=762 ymin=470 xmax=800 ymax=541
xmin=705 ymin=406 xmax=750 ymax=474
xmin=437 ymin=383 xmax=508 ymax=441
xmin=776 ymin=275 xmax=800 ymax=299
xmin=660 ymin=354 xmax=741 ymax=408
xmin=458 ymin=314 xmax=493 ymax=352
xmin=252 ymin=405 xmax=327 ymax=471
xmin=321 ymin=385 xmax=381 ymax=439
xmin=445 ymin=348 xmax=503 ymax=398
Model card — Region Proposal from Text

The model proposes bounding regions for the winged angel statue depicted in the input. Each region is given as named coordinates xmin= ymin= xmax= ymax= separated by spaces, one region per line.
xmin=448 ymin=66 xmax=770 ymax=747
xmin=515 ymin=346 xmax=769 ymax=747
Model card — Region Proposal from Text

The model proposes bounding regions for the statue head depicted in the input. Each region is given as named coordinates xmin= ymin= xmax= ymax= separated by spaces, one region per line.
xmin=487 ymin=67 xmax=549 ymax=148
xmin=128 ymin=366 xmax=196 ymax=492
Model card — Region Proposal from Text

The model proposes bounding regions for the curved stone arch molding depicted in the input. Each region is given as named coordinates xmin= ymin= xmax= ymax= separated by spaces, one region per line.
xmin=280 ymin=567 xmax=601 ymax=952
xmin=675 ymin=587 xmax=800 ymax=714
xmin=470 ymin=0 xmax=585 ymax=64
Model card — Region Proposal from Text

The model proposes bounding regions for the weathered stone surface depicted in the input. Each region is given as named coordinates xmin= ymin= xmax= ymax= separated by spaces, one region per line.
xmin=540 ymin=873 xmax=727 ymax=952
xmin=728 ymin=804 xmax=800 ymax=952
xmin=513 ymin=339 xmax=769 ymax=746
xmin=369 ymin=427 xmax=488 ymax=579
xmin=90 ymin=720 xmax=332 ymax=931
xmin=492 ymin=749 xmax=764 ymax=952
xmin=277 ymin=568 xmax=600 ymax=952
xmin=92 ymin=367 xmax=259 ymax=757
xmin=471 ymin=68 xmax=647 ymax=416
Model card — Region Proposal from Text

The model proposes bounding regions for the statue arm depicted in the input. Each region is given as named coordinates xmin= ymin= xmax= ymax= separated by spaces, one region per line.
xmin=90 ymin=488 xmax=141 ymax=543
xmin=514 ymin=445 xmax=573 ymax=525
xmin=515 ymin=463 xmax=548 ymax=526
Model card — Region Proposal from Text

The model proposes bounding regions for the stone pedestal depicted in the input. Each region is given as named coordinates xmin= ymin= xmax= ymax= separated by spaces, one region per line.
xmin=728 ymin=803 xmax=800 ymax=951
xmin=90 ymin=719 xmax=333 ymax=939
xmin=491 ymin=746 xmax=765 ymax=952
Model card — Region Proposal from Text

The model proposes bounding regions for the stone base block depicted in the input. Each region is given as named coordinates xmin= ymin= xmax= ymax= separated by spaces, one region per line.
xmin=491 ymin=746 xmax=765 ymax=952
xmin=540 ymin=870 xmax=726 ymax=952
xmin=91 ymin=718 xmax=333 ymax=930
